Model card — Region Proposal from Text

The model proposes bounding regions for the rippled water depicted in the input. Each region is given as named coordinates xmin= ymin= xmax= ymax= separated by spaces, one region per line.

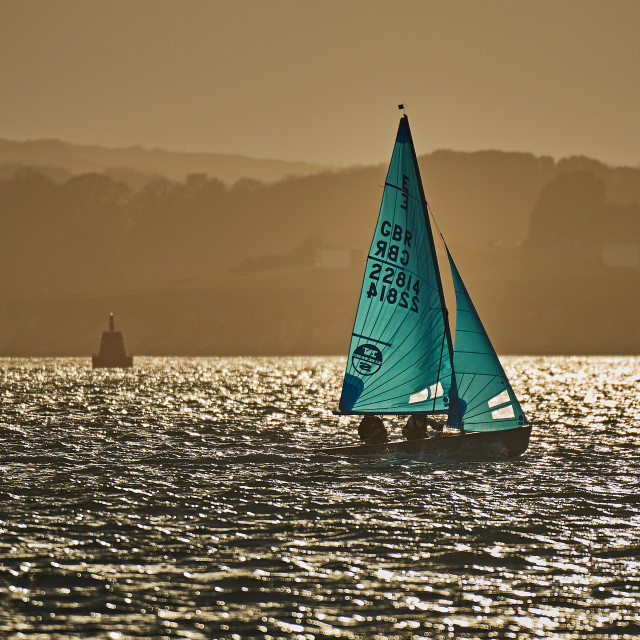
xmin=1 ymin=356 xmax=639 ymax=639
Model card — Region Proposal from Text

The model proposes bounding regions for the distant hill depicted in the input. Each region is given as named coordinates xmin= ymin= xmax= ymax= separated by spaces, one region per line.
xmin=0 ymin=138 xmax=327 ymax=186
xmin=1 ymin=143 xmax=639 ymax=356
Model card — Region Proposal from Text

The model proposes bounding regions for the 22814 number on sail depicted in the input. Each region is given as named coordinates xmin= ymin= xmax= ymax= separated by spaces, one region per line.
xmin=367 ymin=264 xmax=419 ymax=312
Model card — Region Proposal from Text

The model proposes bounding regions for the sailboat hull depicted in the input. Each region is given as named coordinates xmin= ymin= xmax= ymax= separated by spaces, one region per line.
xmin=317 ymin=425 xmax=532 ymax=458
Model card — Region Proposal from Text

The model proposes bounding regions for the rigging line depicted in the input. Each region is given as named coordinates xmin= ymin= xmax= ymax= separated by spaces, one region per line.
xmin=432 ymin=311 xmax=448 ymax=413
xmin=425 ymin=198 xmax=448 ymax=251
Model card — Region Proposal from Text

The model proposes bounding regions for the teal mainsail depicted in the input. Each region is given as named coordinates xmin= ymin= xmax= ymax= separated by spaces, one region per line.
xmin=447 ymin=250 xmax=527 ymax=431
xmin=339 ymin=117 xmax=455 ymax=414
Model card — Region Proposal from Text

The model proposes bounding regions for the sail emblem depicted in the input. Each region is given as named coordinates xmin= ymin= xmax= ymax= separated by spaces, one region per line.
xmin=352 ymin=344 xmax=383 ymax=376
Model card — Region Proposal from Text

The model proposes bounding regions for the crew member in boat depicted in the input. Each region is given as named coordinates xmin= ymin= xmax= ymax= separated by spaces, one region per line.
xmin=403 ymin=414 xmax=443 ymax=440
xmin=358 ymin=416 xmax=389 ymax=444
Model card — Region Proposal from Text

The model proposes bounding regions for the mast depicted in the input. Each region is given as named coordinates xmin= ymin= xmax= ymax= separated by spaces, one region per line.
xmin=401 ymin=115 xmax=457 ymax=407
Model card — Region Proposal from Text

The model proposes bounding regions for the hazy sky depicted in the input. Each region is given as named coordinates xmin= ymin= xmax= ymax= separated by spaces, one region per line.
xmin=2 ymin=0 xmax=639 ymax=167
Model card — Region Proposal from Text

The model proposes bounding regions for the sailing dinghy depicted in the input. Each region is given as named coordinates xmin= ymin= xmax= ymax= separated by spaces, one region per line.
xmin=320 ymin=111 xmax=531 ymax=458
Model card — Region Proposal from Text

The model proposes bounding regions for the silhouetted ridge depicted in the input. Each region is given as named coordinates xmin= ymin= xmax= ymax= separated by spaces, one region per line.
xmin=0 ymin=137 xmax=326 ymax=186
xmin=527 ymin=171 xmax=640 ymax=245
xmin=1 ymin=147 xmax=639 ymax=356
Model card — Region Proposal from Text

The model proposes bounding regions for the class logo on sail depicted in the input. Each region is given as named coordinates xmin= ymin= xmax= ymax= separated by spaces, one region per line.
xmin=352 ymin=344 xmax=383 ymax=376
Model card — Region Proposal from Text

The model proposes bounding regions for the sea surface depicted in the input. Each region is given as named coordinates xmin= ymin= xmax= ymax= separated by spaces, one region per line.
xmin=0 ymin=356 xmax=639 ymax=640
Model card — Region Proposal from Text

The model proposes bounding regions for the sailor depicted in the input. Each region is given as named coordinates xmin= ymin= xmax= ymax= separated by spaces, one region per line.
xmin=403 ymin=414 xmax=443 ymax=440
xmin=358 ymin=416 xmax=389 ymax=444
xmin=403 ymin=414 xmax=427 ymax=440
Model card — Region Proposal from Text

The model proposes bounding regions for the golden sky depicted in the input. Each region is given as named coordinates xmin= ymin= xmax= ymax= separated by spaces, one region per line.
xmin=2 ymin=0 xmax=639 ymax=166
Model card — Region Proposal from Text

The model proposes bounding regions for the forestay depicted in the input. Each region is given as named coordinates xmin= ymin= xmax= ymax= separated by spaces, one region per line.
xmin=339 ymin=118 xmax=454 ymax=414
xmin=447 ymin=250 xmax=527 ymax=431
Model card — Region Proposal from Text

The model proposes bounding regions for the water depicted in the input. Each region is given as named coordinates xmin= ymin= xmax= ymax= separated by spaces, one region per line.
xmin=1 ymin=356 xmax=639 ymax=640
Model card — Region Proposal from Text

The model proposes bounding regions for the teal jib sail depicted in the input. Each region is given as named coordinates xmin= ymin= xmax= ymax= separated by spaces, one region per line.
xmin=447 ymin=249 xmax=527 ymax=432
xmin=339 ymin=117 xmax=454 ymax=414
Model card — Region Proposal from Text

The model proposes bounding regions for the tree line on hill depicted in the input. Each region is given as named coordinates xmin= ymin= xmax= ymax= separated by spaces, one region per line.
xmin=2 ymin=150 xmax=640 ymax=293
xmin=0 ymin=148 xmax=639 ymax=355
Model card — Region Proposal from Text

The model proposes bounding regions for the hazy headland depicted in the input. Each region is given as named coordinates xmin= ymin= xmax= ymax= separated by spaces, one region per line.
xmin=1 ymin=138 xmax=639 ymax=357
